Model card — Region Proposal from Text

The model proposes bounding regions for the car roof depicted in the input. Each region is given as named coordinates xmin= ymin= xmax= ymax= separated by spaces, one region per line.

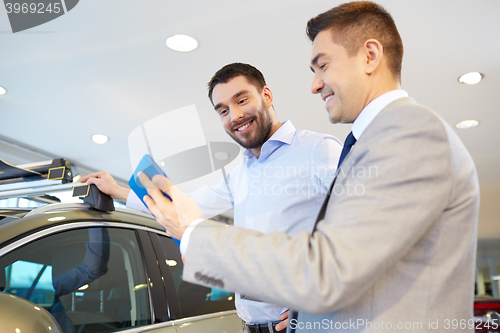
xmin=0 ymin=203 xmax=164 ymax=247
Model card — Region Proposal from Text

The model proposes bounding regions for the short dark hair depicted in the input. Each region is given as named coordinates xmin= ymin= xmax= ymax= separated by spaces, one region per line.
xmin=207 ymin=63 xmax=267 ymax=104
xmin=306 ymin=1 xmax=403 ymax=81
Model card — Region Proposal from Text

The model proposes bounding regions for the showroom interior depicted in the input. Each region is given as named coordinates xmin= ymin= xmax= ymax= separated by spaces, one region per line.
xmin=1 ymin=0 xmax=499 ymax=310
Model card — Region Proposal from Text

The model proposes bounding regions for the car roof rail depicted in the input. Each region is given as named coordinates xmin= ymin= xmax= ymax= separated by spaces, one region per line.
xmin=0 ymin=158 xmax=120 ymax=214
xmin=24 ymin=202 xmax=91 ymax=217
xmin=0 ymin=182 xmax=77 ymax=200
xmin=24 ymin=204 xmax=154 ymax=220
xmin=115 ymin=207 xmax=154 ymax=220
xmin=0 ymin=158 xmax=73 ymax=184
xmin=0 ymin=158 xmax=76 ymax=200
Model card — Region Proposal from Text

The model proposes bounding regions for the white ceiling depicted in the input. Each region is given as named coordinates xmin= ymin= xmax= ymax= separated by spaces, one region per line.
xmin=0 ymin=1 xmax=499 ymax=237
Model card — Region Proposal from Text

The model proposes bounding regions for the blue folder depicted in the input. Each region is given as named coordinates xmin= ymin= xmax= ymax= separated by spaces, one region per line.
xmin=129 ymin=154 xmax=180 ymax=246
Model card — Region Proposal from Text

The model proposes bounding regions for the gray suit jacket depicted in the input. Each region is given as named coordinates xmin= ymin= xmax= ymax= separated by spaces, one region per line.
xmin=182 ymin=97 xmax=480 ymax=332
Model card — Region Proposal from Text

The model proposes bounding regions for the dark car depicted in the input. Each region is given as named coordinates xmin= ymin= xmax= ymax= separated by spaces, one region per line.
xmin=0 ymin=202 xmax=240 ymax=333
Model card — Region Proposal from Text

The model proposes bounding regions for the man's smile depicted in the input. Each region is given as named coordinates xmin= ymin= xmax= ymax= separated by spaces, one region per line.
xmin=322 ymin=93 xmax=334 ymax=102
xmin=234 ymin=120 xmax=254 ymax=134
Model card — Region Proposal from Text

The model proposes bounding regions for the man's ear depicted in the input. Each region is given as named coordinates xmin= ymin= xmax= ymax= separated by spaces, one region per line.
xmin=363 ymin=39 xmax=384 ymax=75
xmin=262 ymin=86 xmax=274 ymax=108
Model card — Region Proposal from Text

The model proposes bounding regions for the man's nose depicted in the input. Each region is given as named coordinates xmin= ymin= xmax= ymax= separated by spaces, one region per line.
xmin=311 ymin=74 xmax=324 ymax=95
xmin=230 ymin=107 xmax=244 ymax=122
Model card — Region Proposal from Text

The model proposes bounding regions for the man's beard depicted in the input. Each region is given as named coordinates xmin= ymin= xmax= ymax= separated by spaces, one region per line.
xmin=226 ymin=102 xmax=273 ymax=149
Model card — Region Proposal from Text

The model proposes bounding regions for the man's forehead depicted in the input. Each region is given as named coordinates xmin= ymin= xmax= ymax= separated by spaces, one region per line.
xmin=213 ymin=76 xmax=257 ymax=101
xmin=311 ymin=30 xmax=334 ymax=58
xmin=310 ymin=31 xmax=350 ymax=66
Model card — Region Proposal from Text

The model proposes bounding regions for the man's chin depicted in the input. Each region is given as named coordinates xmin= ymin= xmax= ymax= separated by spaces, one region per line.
xmin=328 ymin=112 xmax=341 ymax=124
xmin=234 ymin=136 xmax=262 ymax=150
xmin=328 ymin=109 xmax=350 ymax=124
xmin=328 ymin=116 xmax=340 ymax=124
xmin=239 ymin=138 xmax=259 ymax=150
xmin=227 ymin=131 xmax=251 ymax=149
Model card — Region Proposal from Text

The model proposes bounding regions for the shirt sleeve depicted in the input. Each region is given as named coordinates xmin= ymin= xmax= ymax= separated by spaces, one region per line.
xmin=311 ymin=136 xmax=343 ymax=192
xmin=187 ymin=176 xmax=234 ymax=220
xmin=126 ymin=190 xmax=151 ymax=214
xmin=126 ymin=174 xmax=234 ymax=219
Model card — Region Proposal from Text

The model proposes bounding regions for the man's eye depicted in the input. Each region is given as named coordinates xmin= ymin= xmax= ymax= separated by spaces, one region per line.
xmin=319 ymin=64 xmax=327 ymax=71
xmin=238 ymin=98 xmax=248 ymax=104
xmin=219 ymin=109 xmax=228 ymax=115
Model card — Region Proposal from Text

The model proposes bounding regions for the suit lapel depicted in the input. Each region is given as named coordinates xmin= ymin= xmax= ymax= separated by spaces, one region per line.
xmin=313 ymin=98 xmax=416 ymax=227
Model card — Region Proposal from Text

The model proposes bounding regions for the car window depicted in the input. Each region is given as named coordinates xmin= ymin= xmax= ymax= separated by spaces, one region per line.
xmin=156 ymin=235 xmax=235 ymax=317
xmin=0 ymin=227 xmax=151 ymax=333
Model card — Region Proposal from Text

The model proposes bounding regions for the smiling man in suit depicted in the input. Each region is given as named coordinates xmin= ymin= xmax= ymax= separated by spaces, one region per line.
xmin=143 ymin=2 xmax=480 ymax=332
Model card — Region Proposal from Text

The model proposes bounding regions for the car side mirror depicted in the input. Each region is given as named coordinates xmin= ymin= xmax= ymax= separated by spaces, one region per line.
xmin=0 ymin=293 xmax=63 ymax=332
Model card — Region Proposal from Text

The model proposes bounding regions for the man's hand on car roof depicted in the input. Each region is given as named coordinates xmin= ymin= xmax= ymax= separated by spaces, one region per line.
xmin=80 ymin=171 xmax=130 ymax=202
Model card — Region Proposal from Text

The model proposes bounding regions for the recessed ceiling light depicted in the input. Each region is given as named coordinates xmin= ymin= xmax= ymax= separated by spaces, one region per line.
xmin=455 ymin=119 xmax=479 ymax=129
xmin=166 ymin=34 xmax=198 ymax=52
xmin=0 ymin=86 xmax=6 ymax=95
xmin=214 ymin=152 xmax=229 ymax=161
xmin=458 ymin=72 xmax=484 ymax=85
xmin=92 ymin=134 xmax=109 ymax=144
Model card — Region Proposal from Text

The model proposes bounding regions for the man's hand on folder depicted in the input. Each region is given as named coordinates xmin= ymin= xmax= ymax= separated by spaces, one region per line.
xmin=138 ymin=172 xmax=203 ymax=240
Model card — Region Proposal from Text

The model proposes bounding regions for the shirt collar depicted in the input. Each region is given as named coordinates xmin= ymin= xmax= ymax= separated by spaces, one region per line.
xmin=243 ymin=120 xmax=295 ymax=158
xmin=352 ymin=90 xmax=408 ymax=140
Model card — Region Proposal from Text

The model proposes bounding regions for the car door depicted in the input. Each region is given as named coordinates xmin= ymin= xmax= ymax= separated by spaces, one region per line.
xmin=0 ymin=223 xmax=174 ymax=333
xmin=149 ymin=232 xmax=241 ymax=333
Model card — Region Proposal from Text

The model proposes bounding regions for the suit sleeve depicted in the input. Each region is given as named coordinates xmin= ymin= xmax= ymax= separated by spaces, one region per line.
xmin=187 ymin=176 xmax=234 ymax=219
xmin=182 ymin=108 xmax=454 ymax=314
